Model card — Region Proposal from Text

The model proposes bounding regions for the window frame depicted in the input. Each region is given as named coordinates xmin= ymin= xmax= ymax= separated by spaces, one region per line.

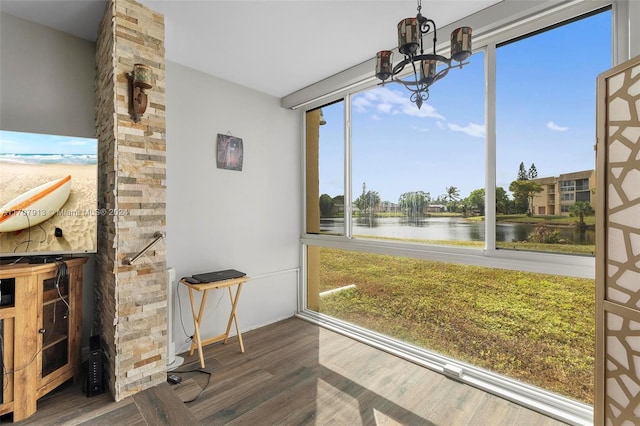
xmin=299 ymin=1 xmax=626 ymax=424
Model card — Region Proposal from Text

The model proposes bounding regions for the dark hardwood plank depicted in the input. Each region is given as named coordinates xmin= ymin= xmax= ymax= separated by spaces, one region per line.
xmin=13 ymin=381 xmax=137 ymax=426
xmin=202 ymin=321 xmax=320 ymax=368
xmin=200 ymin=365 xmax=319 ymax=425
xmin=170 ymin=378 xmax=203 ymax=403
xmin=76 ymin=401 xmax=147 ymax=426
xmin=186 ymin=366 xmax=274 ymax=421
xmin=240 ymin=330 xmax=320 ymax=376
xmin=224 ymin=367 xmax=321 ymax=426
xmin=131 ymin=381 xmax=199 ymax=425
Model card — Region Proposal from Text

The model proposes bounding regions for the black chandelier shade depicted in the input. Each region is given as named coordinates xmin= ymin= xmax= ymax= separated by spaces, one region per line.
xmin=375 ymin=2 xmax=472 ymax=109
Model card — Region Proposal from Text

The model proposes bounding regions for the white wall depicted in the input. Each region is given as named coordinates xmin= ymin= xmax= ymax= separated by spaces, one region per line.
xmin=0 ymin=12 xmax=96 ymax=138
xmin=165 ymin=61 xmax=301 ymax=354
xmin=0 ymin=12 xmax=97 ymax=350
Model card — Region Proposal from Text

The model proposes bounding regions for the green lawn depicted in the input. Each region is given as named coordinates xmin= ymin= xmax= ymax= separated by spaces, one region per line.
xmin=358 ymin=234 xmax=595 ymax=255
xmin=503 ymin=214 xmax=596 ymax=226
xmin=466 ymin=213 xmax=596 ymax=227
xmin=317 ymin=247 xmax=594 ymax=404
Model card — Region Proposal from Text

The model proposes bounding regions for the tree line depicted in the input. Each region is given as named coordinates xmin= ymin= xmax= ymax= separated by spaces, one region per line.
xmin=319 ymin=162 xmax=594 ymax=224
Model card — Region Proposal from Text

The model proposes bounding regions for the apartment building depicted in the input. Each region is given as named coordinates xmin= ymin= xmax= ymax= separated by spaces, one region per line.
xmin=532 ymin=169 xmax=596 ymax=216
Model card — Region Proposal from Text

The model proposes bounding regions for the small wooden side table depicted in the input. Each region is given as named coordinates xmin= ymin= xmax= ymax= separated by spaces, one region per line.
xmin=180 ymin=275 xmax=250 ymax=368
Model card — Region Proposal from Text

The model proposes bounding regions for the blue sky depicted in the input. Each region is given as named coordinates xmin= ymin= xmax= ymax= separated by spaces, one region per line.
xmin=0 ymin=130 xmax=97 ymax=155
xmin=318 ymin=9 xmax=612 ymax=203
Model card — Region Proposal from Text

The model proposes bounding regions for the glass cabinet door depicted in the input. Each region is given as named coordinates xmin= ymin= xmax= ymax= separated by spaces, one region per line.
xmin=41 ymin=274 xmax=70 ymax=378
xmin=0 ymin=318 xmax=6 ymax=404
xmin=0 ymin=278 xmax=15 ymax=407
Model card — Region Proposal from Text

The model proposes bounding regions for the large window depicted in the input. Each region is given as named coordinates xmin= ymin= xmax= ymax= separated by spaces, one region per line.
xmin=496 ymin=9 xmax=610 ymax=254
xmin=350 ymin=52 xmax=485 ymax=245
xmin=308 ymin=7 xmax=610 ymax=253
xmin=303 ymin=2 xmax=615 ymax=422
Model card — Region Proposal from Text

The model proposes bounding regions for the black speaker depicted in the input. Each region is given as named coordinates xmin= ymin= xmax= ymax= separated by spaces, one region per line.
xmin=0 ymin=278 xmax=15 ymax=306
xmin=86 ymin=335 xmax=104 ymax=397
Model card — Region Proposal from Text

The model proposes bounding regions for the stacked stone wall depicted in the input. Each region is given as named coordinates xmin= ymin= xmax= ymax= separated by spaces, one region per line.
xmin=95 ymin=0 xmax=166 ymax=401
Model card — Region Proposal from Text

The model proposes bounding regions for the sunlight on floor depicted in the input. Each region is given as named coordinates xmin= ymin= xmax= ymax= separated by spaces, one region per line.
xmin=315 ymin=378 xmax=362 ymax=424
xmin=373 ymin=408 xmax=406 ymax=426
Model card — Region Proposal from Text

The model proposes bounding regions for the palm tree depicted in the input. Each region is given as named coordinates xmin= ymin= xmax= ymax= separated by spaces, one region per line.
xmin=569 ymin=201 xmax=595 ymax=230
xmin=445 ymin=186 xmax=460 ymax=212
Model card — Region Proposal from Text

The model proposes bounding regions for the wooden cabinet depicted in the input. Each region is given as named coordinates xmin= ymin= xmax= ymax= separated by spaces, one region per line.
xmin=0 ymin=257 xmax=86 ymax=422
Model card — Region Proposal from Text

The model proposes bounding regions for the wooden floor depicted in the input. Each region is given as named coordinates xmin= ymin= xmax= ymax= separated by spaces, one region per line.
xmin=7 ymin=317 xmax=567 ymax=425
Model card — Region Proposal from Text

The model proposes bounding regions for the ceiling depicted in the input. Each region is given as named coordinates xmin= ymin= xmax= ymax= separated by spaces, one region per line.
xmin=0 ymin=0 xmax=502 ymax=98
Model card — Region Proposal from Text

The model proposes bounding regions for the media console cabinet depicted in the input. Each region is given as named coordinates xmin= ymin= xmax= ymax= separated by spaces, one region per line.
xmin=0 ymin=257 xmax=87 ymax=422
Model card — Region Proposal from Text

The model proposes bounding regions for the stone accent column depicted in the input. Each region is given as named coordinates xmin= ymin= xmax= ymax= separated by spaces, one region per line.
xmin=95 ymin=0 xmax=166 ymax=401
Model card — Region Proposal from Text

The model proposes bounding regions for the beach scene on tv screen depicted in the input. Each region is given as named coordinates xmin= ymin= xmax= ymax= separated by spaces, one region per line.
xmin=0 ymin=130 xmax=97 ymax=256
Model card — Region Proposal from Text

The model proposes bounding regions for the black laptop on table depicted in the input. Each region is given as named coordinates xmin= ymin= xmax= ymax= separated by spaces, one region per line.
xmin=192 ymin=269 xmax=246 ymax=283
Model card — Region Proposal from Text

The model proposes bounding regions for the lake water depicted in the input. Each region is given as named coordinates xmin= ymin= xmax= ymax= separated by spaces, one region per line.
xmin=320 ymin=216 xmax=595 ymax=245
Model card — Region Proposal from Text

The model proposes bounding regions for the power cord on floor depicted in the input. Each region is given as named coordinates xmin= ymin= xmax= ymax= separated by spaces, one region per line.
xmin=175 ymin=282 xmax=194 ymax=346
xmin=167 ymin=367 xmax=212 ymax=403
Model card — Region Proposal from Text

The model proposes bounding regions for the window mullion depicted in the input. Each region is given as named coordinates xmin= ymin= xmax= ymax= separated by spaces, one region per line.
xmin=344 ymin=94 xmax=353 ymax=238
xmin=485 ymin=44 xmax=497 ymax=253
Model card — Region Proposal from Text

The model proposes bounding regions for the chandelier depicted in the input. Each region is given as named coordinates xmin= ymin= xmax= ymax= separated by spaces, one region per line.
xmin=375 ymin=0 xmax=472 ymax=109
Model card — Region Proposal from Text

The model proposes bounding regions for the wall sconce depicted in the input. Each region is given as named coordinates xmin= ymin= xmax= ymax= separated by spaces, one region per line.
xmin=127 ymin=63 xmax=153 ymax=122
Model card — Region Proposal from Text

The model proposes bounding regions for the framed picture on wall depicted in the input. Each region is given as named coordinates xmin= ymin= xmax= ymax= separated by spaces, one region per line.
xmin=216 ymin=133 xmax=243 ymax=171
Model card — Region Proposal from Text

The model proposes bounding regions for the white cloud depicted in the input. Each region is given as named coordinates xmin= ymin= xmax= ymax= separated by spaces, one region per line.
xmin=355 ymin=87 xmax=488 ymax=139
xmin=447 ymin=122 xmax=485 ymax=138
xmin=547 ymin=121 xmax=568 ymax=132
xmin=355 ymin=86 xmax=445 ymax=120
xmin=398 ymin=100 xmax=443 ymax=120
xmin=352 ymin=93 xmax=374 ymax=112
xmin=377 ymin=103 xmax=392 ymax=114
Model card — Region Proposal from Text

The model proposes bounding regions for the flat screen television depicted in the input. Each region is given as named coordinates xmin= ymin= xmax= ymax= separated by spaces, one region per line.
xmin=0 ymin=130 xmax=97 ymax=258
